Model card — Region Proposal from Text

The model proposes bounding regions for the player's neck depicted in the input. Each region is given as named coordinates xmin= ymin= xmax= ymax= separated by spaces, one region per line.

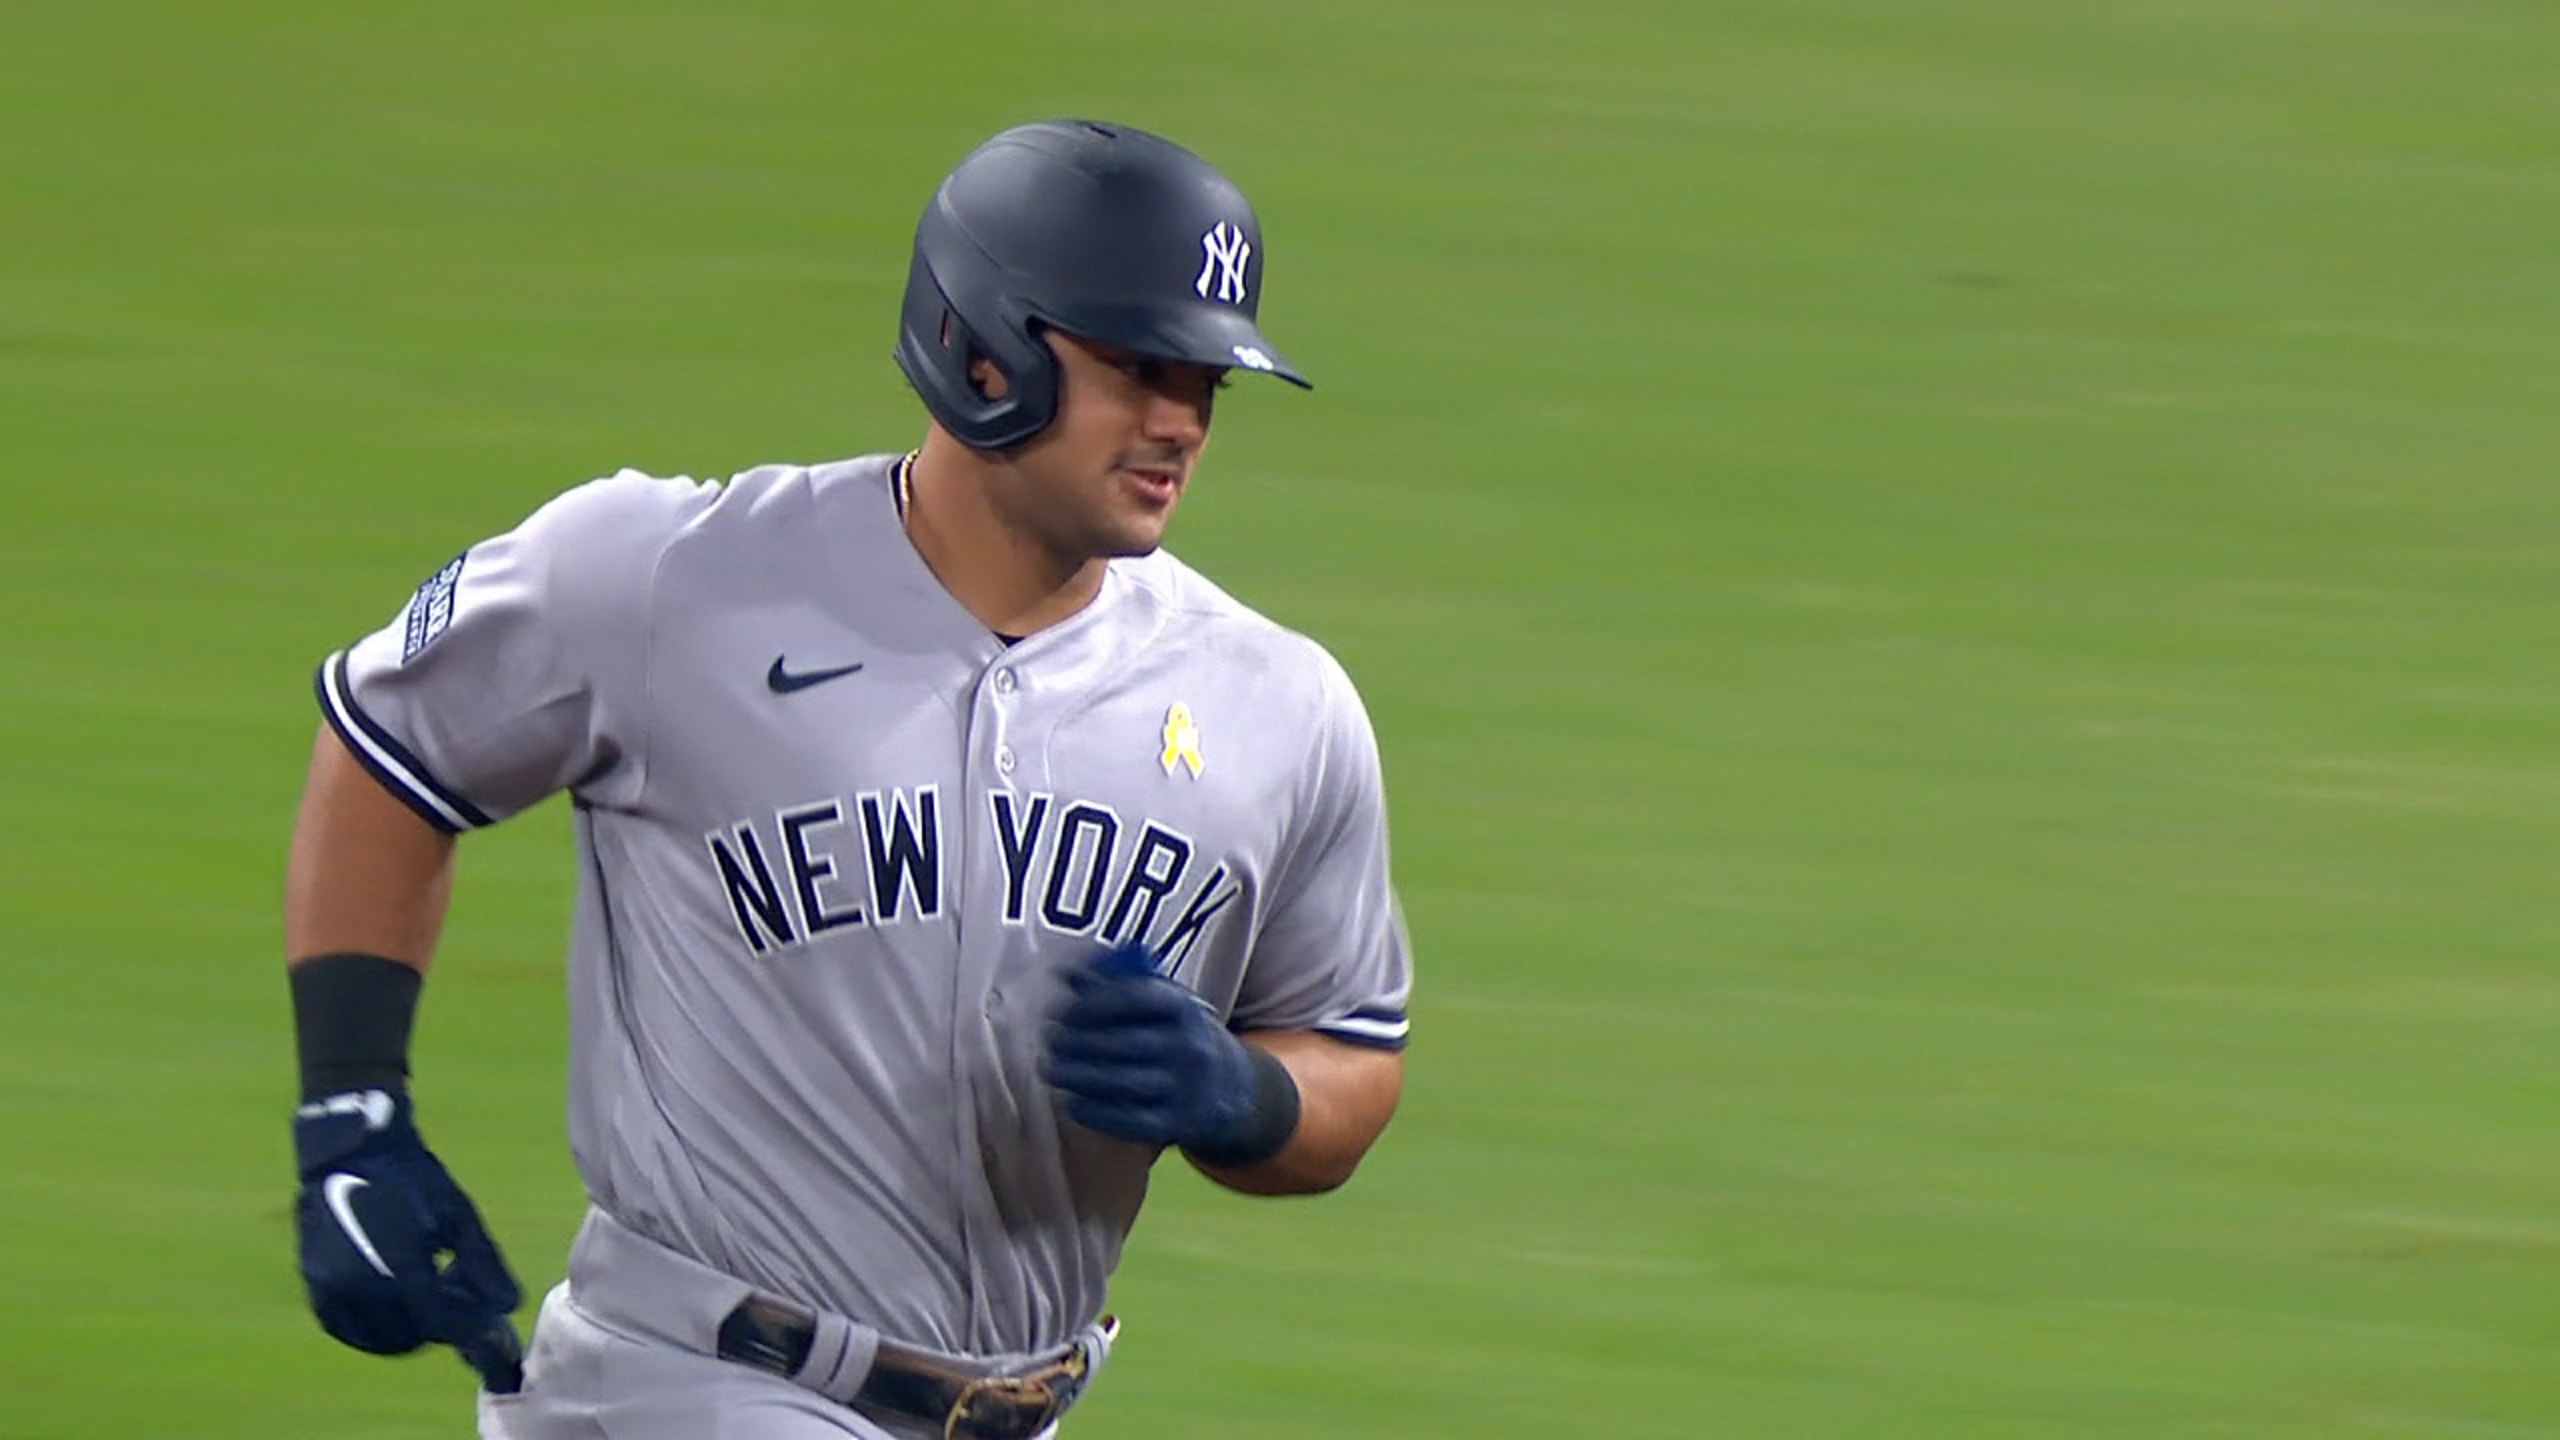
xmin=903 ymin=437 xmax=1109 ymax=639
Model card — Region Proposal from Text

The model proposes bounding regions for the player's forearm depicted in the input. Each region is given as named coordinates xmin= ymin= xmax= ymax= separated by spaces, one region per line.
xmin=1193 ymin=1031 xmax=1404 ymax=1197
xmin=286 ymin=725 xmax=458 ymax=970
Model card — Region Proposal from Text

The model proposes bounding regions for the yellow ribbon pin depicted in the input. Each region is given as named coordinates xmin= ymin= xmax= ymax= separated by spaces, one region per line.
xmin=1160 ymin=702 xmax=1204 ymax=779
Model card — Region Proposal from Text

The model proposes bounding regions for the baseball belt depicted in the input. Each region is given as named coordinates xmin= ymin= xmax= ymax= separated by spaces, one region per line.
xmin=567 ymin=1207 xmax=1116 ymax=1440
xmin=718 ymin=1293 xmax=1114 ymax=1440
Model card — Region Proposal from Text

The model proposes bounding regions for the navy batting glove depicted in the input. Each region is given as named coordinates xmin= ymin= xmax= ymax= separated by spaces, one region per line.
xmin=292 ymin=1089 xmax=524 ymax=1391
xmin=1044 ymin=944 xmax=1301 ymax=1167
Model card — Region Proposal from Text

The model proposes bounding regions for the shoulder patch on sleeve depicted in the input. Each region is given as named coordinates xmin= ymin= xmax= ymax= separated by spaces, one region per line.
xmin=400 ymin=553 xmax=466 ymax=662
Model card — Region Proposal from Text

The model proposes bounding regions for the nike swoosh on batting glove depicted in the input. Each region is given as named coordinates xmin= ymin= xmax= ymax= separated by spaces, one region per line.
xmin=292 ymin=1088 xmax=523 ymax=1388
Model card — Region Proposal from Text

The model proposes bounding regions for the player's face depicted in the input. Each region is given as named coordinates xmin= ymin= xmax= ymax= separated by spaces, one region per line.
xmin=985 ymin=331 xmax=1227 ymax=561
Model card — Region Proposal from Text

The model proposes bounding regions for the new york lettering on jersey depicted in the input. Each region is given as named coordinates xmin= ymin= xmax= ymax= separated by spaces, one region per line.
xmin=703 ymin=785 xmax=1244 ymax=970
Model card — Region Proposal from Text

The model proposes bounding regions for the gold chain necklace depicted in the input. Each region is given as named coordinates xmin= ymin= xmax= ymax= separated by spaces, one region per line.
xmin=893 ymin=450 xmax=918 ymax=521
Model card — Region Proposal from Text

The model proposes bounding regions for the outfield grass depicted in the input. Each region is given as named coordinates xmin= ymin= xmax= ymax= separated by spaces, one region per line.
xmin=3 ymin=2 xmax=2555 ymax=1436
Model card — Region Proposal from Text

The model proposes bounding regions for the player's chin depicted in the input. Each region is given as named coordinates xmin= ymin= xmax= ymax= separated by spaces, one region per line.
xmin=1096 ymin=515 xmax=1172 ymax=558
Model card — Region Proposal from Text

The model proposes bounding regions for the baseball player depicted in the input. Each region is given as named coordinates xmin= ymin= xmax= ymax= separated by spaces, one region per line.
xmin=281 ymin=119 xmax=1413 ymax=1439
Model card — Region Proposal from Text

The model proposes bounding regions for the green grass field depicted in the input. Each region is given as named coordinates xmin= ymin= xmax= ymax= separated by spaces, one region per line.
xmin=4 ymin=2 xmax=2556 ymax=1435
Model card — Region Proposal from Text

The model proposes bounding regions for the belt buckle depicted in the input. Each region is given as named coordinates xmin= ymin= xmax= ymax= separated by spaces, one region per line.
xmin=944 ymin=1372 xmax=1057 ymax=1440
xmin=942 ymin=1343 xmax=1093 ymax=1440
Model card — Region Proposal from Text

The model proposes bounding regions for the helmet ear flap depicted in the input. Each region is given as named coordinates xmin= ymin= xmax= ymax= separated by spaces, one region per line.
xmin=893 ymin=246 xmax=1060 ymax=452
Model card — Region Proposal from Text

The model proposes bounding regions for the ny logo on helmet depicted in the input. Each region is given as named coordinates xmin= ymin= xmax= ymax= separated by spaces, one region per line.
xmin=1194 ymin=222 xmax=1252 ymax=305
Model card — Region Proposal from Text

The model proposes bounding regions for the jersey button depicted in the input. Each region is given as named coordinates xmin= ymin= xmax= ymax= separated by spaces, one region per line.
xmin=996 ymin=745 xmax=1017 ymax=774
xmin=993 ymin=668 xmax=1018 ymax=695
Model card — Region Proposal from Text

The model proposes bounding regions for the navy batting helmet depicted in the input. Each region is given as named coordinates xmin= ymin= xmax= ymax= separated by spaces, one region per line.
xmin=894 ymin=120 xmax=1310 ymax=451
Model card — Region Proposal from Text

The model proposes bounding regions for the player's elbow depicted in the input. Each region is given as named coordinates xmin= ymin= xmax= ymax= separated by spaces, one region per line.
xmin=1188 ymin=1145 xmax=1370 ymax=1197
xmin=1285 ymin=1149 xmax=1372 ymax=1196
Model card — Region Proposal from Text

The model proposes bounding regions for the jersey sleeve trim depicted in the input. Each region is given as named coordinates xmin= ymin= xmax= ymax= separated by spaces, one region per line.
xmin=314 ymin=651 xmax=495 ymax=834
xmin=1312 ymin=1007 xmax=1410 ymax=1051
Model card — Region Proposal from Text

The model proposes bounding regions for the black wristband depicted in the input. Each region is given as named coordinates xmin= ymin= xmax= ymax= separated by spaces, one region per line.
xmin=1184 ymin=1044 xmax=1303 ymax=1170
xmin=290 ymin=953 xmax=421 ymax=1101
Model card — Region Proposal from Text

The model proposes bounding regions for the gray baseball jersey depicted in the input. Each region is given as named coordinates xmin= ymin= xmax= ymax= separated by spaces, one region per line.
xmin=317 ymin=452 xmax=1412 ymax=1359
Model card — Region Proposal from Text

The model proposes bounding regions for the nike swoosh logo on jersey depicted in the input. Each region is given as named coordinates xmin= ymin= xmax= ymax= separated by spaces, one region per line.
xmin=767 ymin=656 xmax=865 ymax=693
xmin=321 ymin=1173 xmax=396 ymax=1278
